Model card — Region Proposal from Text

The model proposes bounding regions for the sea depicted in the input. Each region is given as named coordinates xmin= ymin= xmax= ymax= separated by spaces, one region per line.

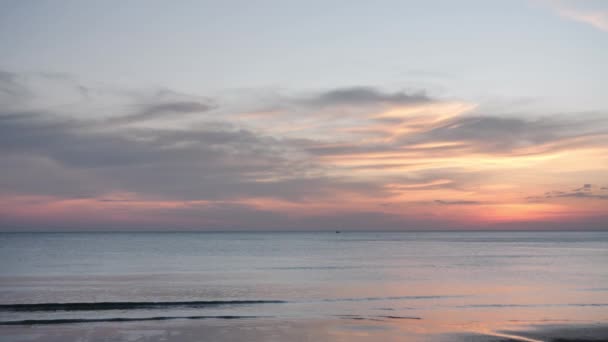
xmin=0 ymin=231 xmax=607 ymax=341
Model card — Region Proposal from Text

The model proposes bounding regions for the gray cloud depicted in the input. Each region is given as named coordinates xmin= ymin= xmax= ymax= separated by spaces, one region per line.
xmin=303 ymin=142 xmax=393 ymax=157
xmin=0 ymin=74 xmax=398 ymax=206
xmin=302 ymin=86 xmax=431 ymax=107
xmin=532 ymin=184 xmax=608 ymax=201
xmin=300 ymin=112 xmax=608 ymax=160
xmin=145 ymin=101 xmax=212 ymax=114
xmin=0 ymin=71 xmax=30 ymax=105
xmin=1 ymin=70 xmax=607 ymax=231
xmin=573 ymin=184 xmax=593 ymax=192
xmin=0 ymin=71 xmax=18 ymax=93
xmin=0 ymin=112 xmax=173 ymax=167
xmin=97 ymin=198 xmax=137 ymax=202
xmin=402 ymin=114 xmax=608 ymax=153
xmin=554 ymin=192 xmax=608 ymax=200
xmin=0 ymin=154 xmax=102 ymax=198
xmin=434 ymin=199 xmax=481 ymax=205
xmin=110 ymin=101 xmax=214 ymax=124
xmin=0 ymin=110 xmax=390 ymax=202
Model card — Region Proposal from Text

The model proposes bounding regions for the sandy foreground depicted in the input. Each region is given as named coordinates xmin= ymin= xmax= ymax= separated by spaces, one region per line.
xmin=1 ymin=317 xmax=607 ymax=342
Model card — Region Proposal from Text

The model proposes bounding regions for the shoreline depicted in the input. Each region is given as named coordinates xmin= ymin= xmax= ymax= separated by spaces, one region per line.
xmin=1 ymin=317 xmax=607 ymax=342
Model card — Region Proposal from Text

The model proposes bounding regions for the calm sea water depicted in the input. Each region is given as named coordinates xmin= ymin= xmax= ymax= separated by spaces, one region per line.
xmin=1 ymin=231 xmax=607 ymax=338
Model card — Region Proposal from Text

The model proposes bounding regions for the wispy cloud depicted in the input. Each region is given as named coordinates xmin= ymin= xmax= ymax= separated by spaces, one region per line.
xmin=113 ymin=101 xmax=214 ymax=124
xmin=529 ymin=184 xmax=608 ymax=201
xmin=300 ymin=86 xmax=432 ymax=108
xmin=434 ymin=200 xmax=481 ymax=205
xmin=1 ymin=71 xmax=607 ymax=230
xmin=547 ymin=0 xmax=608 ymax=32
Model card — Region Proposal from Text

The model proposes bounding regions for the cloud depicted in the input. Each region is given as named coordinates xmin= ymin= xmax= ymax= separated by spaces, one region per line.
xmin=573 ymin=184 xmax=592 ymax=192
xmin=402 ymin=114 xmax=607 ymax=153
xmin=0 ymin=111 xmax=326 ymax=199
xmin=0 ymin=194 xmax=457 ymax=231
xmin=525 ymin=195 xmax=544 ymax=202
xmin=0 ymin=154 xmax=102 ymax=198
xmin=0 ymin=71 xmax=19 ymax=94
xmin=554 ymin=192 xmax=608 ymax=200
xmin=301 ymin=86 xmax=431 ymax=107
xmin=548 ymin=0 xmax=608 ymax=32
xmin=434 ymin=200 xmax=481 ymax=205
xmin=1 ymin=70 xmax=607 ymax=230
xmin=0 ymin=70 xmax=31 ymax=106
xmin=0 ymin=106 xmax=397 ymax=204
xmin=535 ymin=184 xmax=608 ymax=201
xmin=0 ymin=73 xmax=399 ymax=208
xmin=112 ymin=100 xmax=214 ymax=124
xmin=97 ymin=198 xmax=137 ymax=202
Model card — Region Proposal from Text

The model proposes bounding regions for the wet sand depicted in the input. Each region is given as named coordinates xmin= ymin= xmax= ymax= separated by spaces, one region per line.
xmin=487 ymin=324 xmax=608 ymax=341
xmin=1 ymin=318 xmax=607 ymax=342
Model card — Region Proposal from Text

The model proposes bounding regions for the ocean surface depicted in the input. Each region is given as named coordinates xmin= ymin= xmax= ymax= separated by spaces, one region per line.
xmin=0 ymin=231 xmax=607 ymax=341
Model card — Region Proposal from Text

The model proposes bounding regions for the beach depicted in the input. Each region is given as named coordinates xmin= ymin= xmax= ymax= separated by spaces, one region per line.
xmin=2 ymin=318 xmax=608 ymax=341
xmin=1 ymin=231 xmax=607 ymax=341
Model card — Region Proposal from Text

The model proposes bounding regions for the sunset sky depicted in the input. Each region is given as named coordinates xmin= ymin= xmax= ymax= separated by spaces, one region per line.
xmin=1 ymin=0 xmax=607 ymax=230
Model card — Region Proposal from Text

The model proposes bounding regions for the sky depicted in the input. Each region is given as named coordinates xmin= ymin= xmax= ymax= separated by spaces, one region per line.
xmin=0 ymin=0 xmax=607 ymax=231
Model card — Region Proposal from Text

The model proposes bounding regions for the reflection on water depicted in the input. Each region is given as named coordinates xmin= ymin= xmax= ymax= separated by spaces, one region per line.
xmin=0 ymin=231 xmax=607 ymax=340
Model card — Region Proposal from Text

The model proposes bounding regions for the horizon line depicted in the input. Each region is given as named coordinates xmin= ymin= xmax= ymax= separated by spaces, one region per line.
xmin=1 ymin=229 xmax=606 ymax=234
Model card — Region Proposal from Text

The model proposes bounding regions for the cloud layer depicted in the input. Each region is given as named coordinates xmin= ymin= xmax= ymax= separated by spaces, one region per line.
xmin=1 ymin=72 xmax=607 ymax=230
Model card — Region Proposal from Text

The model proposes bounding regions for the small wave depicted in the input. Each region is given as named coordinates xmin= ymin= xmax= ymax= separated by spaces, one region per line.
xmin=456 ymin=303 xmax=608 ymax=308
xmin=0 ymin=315 xmax=266 ymax=325
xmin=336 ymin=314 xmax=421 ymax=321
xmin=378 ymin=315 xmax=421 ymax=320
xmin=0 ymin=300 xmax=285 ymax=312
